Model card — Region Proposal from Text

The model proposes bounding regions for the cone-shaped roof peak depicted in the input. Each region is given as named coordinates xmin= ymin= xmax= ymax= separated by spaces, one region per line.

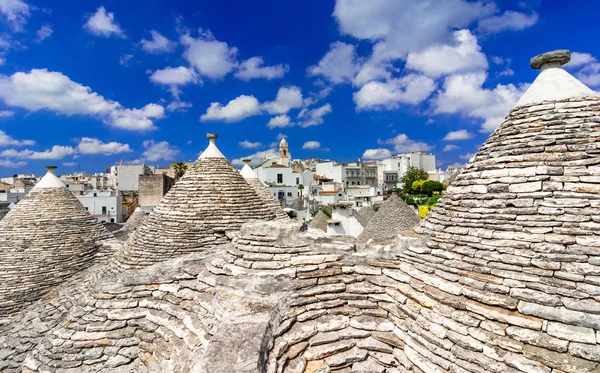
xmin=515 ymin=49 xmax=598 ymax=108
xmin=199 ymin=133 xmax=225 ymax=159
xmin=240 ymin=159 xmax=257 ymax=179
xmin=33 ymin=167 xmax=66 ymax=189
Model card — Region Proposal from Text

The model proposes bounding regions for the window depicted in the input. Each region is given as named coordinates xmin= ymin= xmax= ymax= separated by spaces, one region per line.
xmin=287 ymin=192 xmax=292 ymax=197
xmin=296 ymin=177 xmax=300 ymax=185
xmin=102 ymin=206 xmax=107 ymax=214
xmin=277 ymin=174 xmax=283 ymax=183
xmin=357 ymin=182 xmax=360 ymax=185
xmin=84 ymin=207 xmax=88 ymax=211
xmin=93 ymin=192 xmax=97 ymax=197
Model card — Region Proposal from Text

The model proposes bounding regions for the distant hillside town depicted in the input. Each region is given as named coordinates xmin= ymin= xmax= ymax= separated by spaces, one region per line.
xmin=0 ymin=138 xmax=464 ymax=223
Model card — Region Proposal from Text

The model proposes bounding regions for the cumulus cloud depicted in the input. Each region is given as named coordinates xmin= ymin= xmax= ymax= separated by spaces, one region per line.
xmin=142 ymin=140 xmax=179 ymax=162
xmin=0 ymin=0 xmax=30 ymax=31
xmin=406 ymin=30 xmax=487 ymax=78
xmin=77 ymin=137 xmax=131 ymax=155
xmin=0 ymin=110 xmax=13 ymax=117
xmin=478 ymin=11 xmax=538 ymax=34
xmin=235 ymin=57 xmax=289 ymax=81
xmin=353 ymin=62 xmax=392 ymax=87
xmin=0 ymin=130 xmax=34 ymax=146
xmin=568 ymin=52 xmax=597 ymax=68
xmin=302 ymin=141 xmax=321 ymax=150
xmin=0 ymin=158 xmax=25 ymax=167
xmin=307 ymin=42 xmax=359 ymax=84
xmin=232 ymin=148 xmax=277 ymax=166
xmin=35 ymin=24 xmax=52 ymax=42
xmin=141 ymin=30 xmax=176 ymax=54
xmin=0 ymin=69 xmax=164 ymax=131
xmin=149 ymin=66 xmax=199 ymax=86
xmin=431 ymin=72 xmax=527 ymax=132
xmin=262 ymin=86 xmax=303 ymax=115
xmin=362 ymin=148 xmax=392 ymax=160
xmin=63 ymin=161 xmax=77 ymax=167
xmin=297 ymin=103 xmax=332 ymax=127
xmin=181 ymin=30 xmax=238 ymax=80
xmin=443 ymin=144 xmax=460 ymax=152
xmin=353 ymin=74 xmax=436 ymax=110
xmin=1 ymin=145 xmax=75 ymax=159
xmin=239 ymin=140 xmax=262 ymax=149
xmin=200 ymin=95 xmax=261 ymax=123
xmin=119 ymin=54 xmax=133 ymax=66
xmin=83 ymin=7 xmax=125 ymax=38
xmin=267 ymin=114 xmax=291 ymax=129
xmin=443 ymin=129 xmax=473 ymax=141
xmin=379 ymin=134 xmax=434 ymax=153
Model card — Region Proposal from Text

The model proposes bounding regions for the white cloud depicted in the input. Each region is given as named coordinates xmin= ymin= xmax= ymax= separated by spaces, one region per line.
xmin=1 ymin=145 xmax=75 ymax=159
xmin=0 ymin=110 xmax=13 ymax=117
xmin=362 ymin=148 xmax=392 ymax=160
xmin=232 ymin=148 xmax=277 ymax=166
xmin=262 ymin=86 xmax=303 ymax=115
xmin=307 ymin=42 xmax=359 ymax=84
xmin=166 ymin=99 xmax=192 ymax=112
xmin=302 ymin=141 xmax=321 ymax=150
xmin=149 ymin=66 xmax=199 ymax=86
xmin=353 ymin=62 xmax=392 ymax=87
xmin=431 ymin=72 xmax=527 ymax=132
xmin=0 ymin=158 xmax=25 ymax=167
xmin=63 ymin=161 xmax=77 ymax=167
xmin=77 ymin=137 xmax=131 ymax=155
xmin=142 ymin=140 xmax=179 ymax=162
xmin=200 ymin=95 xmax=261 ymax=123
xmin=568 ymin=52 xmax=597 ymax=68
xmin=0 ymin=130 xmax=33 ymax=146
xmin=239 ymin=140 xmax=262 ymax=149
xmin=406 ymin=30 xmax=487 ymax=78
xmin=443 ymin=129 xmax=473 ymax=141
xmin=267 ymin=114 xmax=291 ymax=129
xmin=276 ymin=133 xmax=287 ymax=140
xmin=35 ymin=24 xmax=52 ymax=42
xmin=83 ymin=7 xmax=125 ymax=38
xmin=460 ymin=152 xmax=475 ymax=161
xmin=478 ymin=11 xmax=538 ymax=34
xmin=181 ymin=30 xmax=238 ymax=80
xmin=0 ymin=0 xmax=29 ymax=31
xmin=141 ymin=30 xmax=176 ymax=54
xmin=353 ymin=74 xmax=436 ymax=110
xmin=379 ymin=134 xmax=434 ymax=153
xmin=333 ymin=0 xmax=496 ymax=62
xmin=119 ymin=54 xmax=133 ymax=66
xmin=443 ymin=144 xmax=460 ymax=152
xmin=297 ymin=103 xmax=332 ymax=127
xmin=575 ymin=63 xmax=600 ymax=88
xmin=0 ymin=69 xmax=164 ymax=131
xmin=235 ymin=57 xmax=289 ymax=81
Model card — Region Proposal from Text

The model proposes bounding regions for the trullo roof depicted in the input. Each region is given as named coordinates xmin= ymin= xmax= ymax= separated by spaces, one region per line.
xmin=240 ymin=159 xmax=289 ymax=220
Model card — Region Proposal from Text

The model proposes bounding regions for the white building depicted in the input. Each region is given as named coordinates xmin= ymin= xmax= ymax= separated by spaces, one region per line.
xmin=112 ymin=164 xmax=154 ymax=191
xmin=378 ymin=152 xmax=437 ymax=190
xmin=327 ymin=202 xmax=364 ymax=237
xmin=77 ymin=189 xmax=123 ymax=223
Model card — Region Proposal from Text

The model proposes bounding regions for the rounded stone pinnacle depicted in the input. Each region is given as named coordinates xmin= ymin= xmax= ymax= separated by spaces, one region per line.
xmin=207 ymin=133 xmax=218 ymax=141
xmin=530 ymin=49 xmax=571 ymax=69
xmin=44 ymin=165 xmax=57 ymax=174
xmin=242 ymin=159 xmax=251 ymax=164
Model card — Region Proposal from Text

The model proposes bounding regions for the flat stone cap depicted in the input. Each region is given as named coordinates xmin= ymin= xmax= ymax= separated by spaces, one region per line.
xmin=530 ymin=50 xmax=571 ymax=69
xmin=207 ymin=133 xmax=218 ymax=140
xmin=45 ymin=165 xmax=57 ymax=174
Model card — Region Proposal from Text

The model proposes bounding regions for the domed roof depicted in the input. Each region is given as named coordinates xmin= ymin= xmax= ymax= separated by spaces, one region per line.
xmin=0 ymin=167 xmax=111 ymax=317
xmin=240 ymin=159 xmax=289 ymax=220
xmin=406 ymin=50 xmax=600 ymax=373
xmin=116 ymin=134 xmax=278 ymax=269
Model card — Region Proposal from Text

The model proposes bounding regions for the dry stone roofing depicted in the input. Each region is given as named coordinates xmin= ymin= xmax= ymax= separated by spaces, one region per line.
xmin=0 ymin=167 xmax=111 ymax=317
xmin=124 ymin=206 xmax=147 ymax=232
xmin=116 ymin=134 xmax=277 ymax=269
xmin=309 ymin=210 xmax=329 ymax=232
xmin=3 ymin=50 xmax=600 ymax=373
xmin=240 ymin=159 xmax=290 ymax=220
xmin=356 ymin=193 xmax=420 ymax=248
xmin=354 ymin=205 xmax=376 ymax=228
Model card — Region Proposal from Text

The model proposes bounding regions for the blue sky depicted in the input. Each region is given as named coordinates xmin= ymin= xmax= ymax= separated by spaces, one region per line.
xmin=0 ymin=0 xmax=598 ymax=175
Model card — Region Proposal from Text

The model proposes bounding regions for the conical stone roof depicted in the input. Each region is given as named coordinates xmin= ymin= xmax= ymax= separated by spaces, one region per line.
xmin=0 ymin=166 xmax=111 ymax=317
xmin=356 ymin=193 xmax=420 ymax=248
xmin=117 ymin=134 xmax=277 ymax=268
xmin=353 ymin=205 xmax=375 ymax=228
xmin=124 ymin=207 xmax=147 ymax=232
xmin=309 ymin=210 xmax=329 ymax=232
xmin=240 ymin=159 xmax=289 ymax=220
xmin=406 ymin=50 xmax=600 ymax=372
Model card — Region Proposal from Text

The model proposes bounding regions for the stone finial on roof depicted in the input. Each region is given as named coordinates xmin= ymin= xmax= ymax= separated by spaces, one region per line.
xmin=240 ymin=159 xmax=257 ymax=180
xmin=33 ymin=166 xmax=66 ymax=189
xmin=199 ymin=133 xmax=225 ymax=159
xmin=45 ymin=165 xmax=57 ymax=174
xmin=530 ymin=49 xmax=570 ymax=69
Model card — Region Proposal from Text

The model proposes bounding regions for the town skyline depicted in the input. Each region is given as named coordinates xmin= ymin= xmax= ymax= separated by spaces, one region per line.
xmin=0 ymin=1 xmax=598 ymax=174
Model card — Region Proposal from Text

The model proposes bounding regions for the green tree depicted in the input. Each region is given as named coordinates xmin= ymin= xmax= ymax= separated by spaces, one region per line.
xmin=173 ymin=162 xmax=188 ymax=180
xmin=421 ymin=180 xmax=443 ymax=196
xmin=298 ymin=184 xmax=304 ymax=197
xmin=401 ymin=166 xmax=429 ymax=193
